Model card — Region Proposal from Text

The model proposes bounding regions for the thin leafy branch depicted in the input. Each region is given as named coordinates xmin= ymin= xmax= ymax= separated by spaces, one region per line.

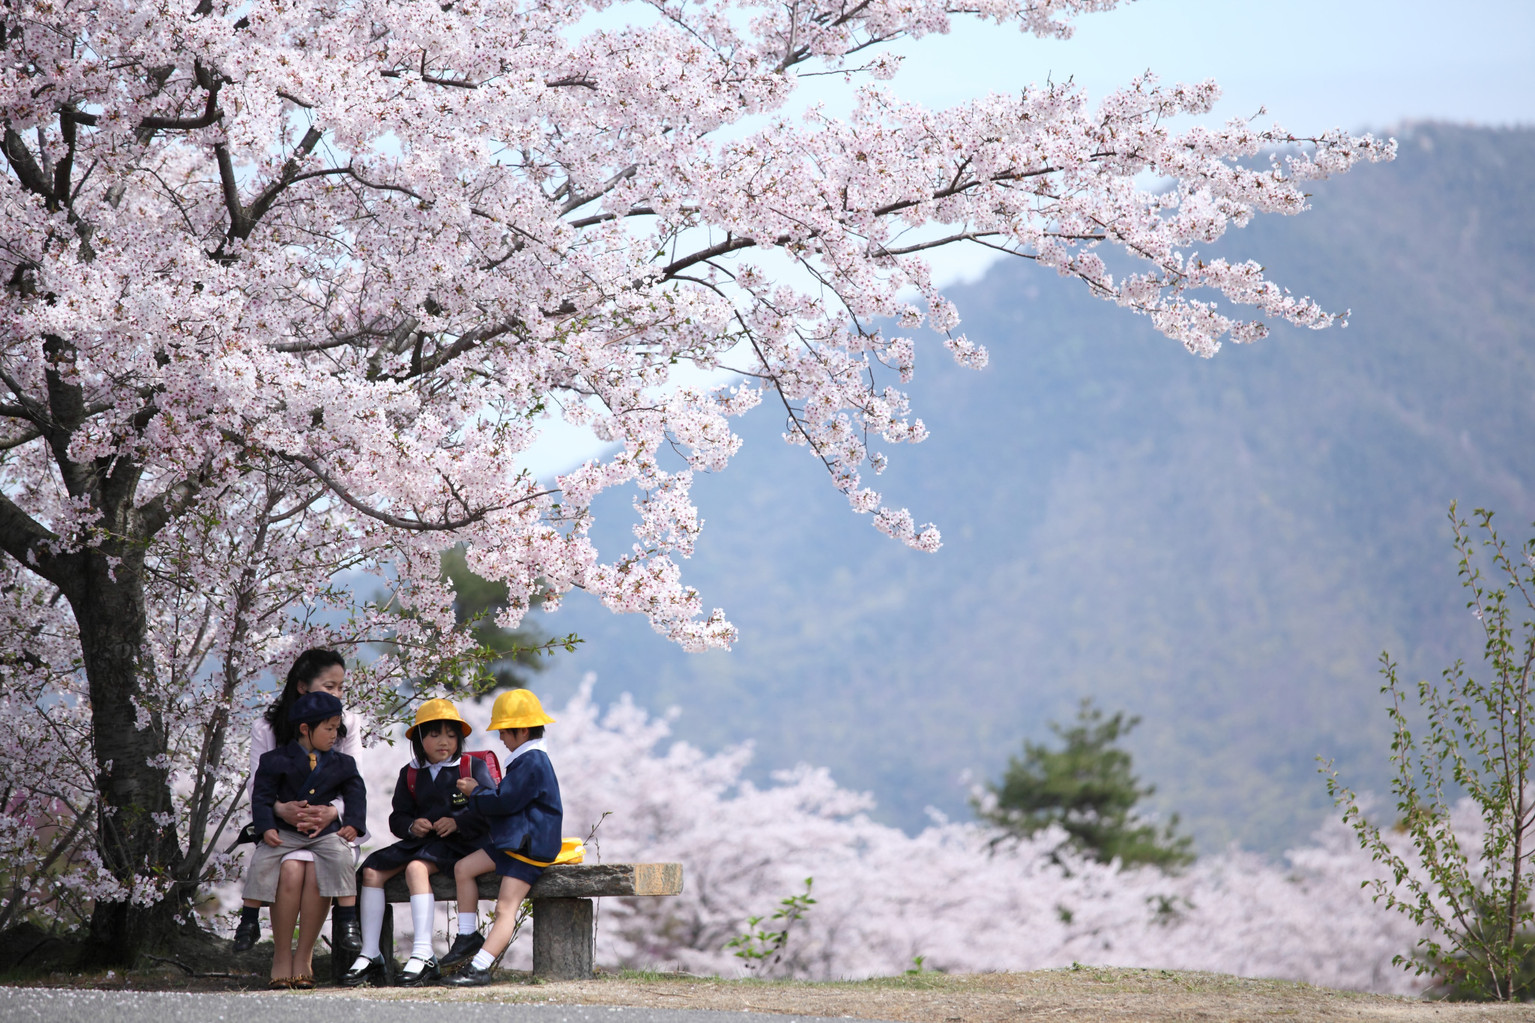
xmin=1324 ymin=503 xmax=1535 ymax=1001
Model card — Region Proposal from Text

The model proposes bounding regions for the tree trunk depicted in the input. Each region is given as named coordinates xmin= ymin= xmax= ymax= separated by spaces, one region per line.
xmin=69 ymin=549 xmax=189 ymax=966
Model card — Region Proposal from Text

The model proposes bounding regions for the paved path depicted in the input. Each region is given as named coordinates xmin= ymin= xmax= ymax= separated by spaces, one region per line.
xmin=0 ymin=988 xmax=863 ymax=1023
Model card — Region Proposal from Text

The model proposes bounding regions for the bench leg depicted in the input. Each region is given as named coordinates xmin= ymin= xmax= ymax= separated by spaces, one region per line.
xmin=380 ymin=903 xmax=398 ymax=985
xmin=531 ymin=898 xmax=593 ymax=980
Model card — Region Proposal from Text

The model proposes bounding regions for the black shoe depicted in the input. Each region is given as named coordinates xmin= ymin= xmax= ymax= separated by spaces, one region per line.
xmin=439 ymin=931 xmax=484 ymax=971
xmin=333 ymin=916 xmax=363 ymax=957
xmin=340 ymin=955 xmax=387 ymax=988
xmin=399 ymin=955 xmax=441 ymax=987
xmin=440 ymin=962 xmax=493 ymax=987
xmin=232 ymin=915 xmax=260 ymax=953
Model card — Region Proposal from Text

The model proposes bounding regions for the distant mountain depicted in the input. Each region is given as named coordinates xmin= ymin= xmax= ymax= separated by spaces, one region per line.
xmin=529 ymin=123 xmax=1535 ymax=853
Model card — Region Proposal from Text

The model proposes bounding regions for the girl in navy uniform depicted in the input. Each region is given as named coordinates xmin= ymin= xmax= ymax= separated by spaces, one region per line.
xmin=343 ymin=699 xmax=495 ymax=987
xmin=440 ymin=689 xmax=562 ymax=986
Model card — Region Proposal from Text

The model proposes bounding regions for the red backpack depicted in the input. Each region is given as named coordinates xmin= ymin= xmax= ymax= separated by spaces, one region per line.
xmin=406 ymin=750 xmax=502 ymax=798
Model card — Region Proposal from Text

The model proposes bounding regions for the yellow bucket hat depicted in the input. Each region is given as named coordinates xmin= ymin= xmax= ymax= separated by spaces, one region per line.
xmin=407 ymin=697 xmax=473 ymax=739
xmin=488 ymin=689 xmax=556 ymax=731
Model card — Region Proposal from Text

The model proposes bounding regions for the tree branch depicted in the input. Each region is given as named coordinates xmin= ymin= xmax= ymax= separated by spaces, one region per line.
xmin=560 ymin=164 xmax=639 ymax=216
xmin=0 ymin=492 xmax=72 ymax=588
xmin=138 ymin=462 xmax=211 ymax=538
xmin=661 ymin=235 xmax=759 ymax=278
xmin=2 ymin=128 xmax=53 ymax=200
xmin=285 ymin=451 xmax=553 ymax=532
xmin=244 ymin=126 xmax=327 ymax=230
xmin=213 ymin=142 xmax=251 ymax=240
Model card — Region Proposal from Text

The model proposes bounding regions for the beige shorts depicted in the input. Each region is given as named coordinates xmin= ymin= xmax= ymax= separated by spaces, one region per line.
xmin=243 ymin=829 xmax=357 ymax=901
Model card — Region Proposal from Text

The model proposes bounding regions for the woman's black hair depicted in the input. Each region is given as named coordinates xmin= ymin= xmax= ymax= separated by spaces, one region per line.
xmin=267 ymin=648 xmax=347 ymax=746
xmin=409 ymin=719 xmax=466 ymax=764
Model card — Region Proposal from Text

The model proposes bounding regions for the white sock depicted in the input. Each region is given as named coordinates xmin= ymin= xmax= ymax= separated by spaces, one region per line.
xmin=359 ymin=886 xmax=386 ymax=960
xmin=457 ymin=912 xmax=478 ymax=935
xmin=470 ymin=948 xmax=495 ymax=971
xmin=409 ymin=893 xmax=435 ymax=961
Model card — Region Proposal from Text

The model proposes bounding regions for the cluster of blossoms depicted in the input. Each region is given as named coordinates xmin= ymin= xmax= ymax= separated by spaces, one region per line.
xmin=231 ymin=683 xmax=1432 ymax=993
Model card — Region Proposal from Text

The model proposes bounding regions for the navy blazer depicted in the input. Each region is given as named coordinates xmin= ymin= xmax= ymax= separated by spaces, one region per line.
xmin=468 ymin=748 xmax=562 ymax=862
xmin=252 ymin=742 xmax=367 ymax=836
xmin=388 ymin=756 xmax=494 ymax=844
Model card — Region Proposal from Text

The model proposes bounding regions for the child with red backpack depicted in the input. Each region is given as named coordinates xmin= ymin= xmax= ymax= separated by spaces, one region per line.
xmin=342 ymin=699 xmax=500 ymax=987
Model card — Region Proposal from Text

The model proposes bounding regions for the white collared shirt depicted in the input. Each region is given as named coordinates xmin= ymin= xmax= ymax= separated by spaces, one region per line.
xmin=410 ymin=754 xmax=458 ymax=779
xmin=504 ymin=737 xmax=548 ymax=766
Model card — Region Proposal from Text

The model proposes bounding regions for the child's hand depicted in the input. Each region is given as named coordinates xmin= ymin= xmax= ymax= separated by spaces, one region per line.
xmin=410 ymin=817 xmax=433 ymax=837
xmin=262 ymin=829 xmax=283 ymax=847
xmin=433 ymin=817 xmax=458 ymax=837
xmin=337 ymin=825 xmax=359 ymax=843
xmin=455 ymin=777 xmax=479 ymax=795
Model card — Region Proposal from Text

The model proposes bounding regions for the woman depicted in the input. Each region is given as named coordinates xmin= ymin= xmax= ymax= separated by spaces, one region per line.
xmin=234 ymin=648 xmax=366 ymax=977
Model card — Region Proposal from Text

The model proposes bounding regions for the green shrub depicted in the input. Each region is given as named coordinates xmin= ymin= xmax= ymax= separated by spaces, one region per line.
xmin=1324 ymin=505 xmax=1535 ymax=1001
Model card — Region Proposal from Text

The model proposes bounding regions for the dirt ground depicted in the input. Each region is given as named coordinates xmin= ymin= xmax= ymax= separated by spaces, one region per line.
xmin=297 ymin=968 xmax=1535 ymax=1022
xmin=6 ymin=928 xmax=1535 ymax=1023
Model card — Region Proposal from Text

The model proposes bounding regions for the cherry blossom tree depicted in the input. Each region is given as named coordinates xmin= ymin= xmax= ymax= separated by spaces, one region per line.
xmin=1 ymin=0 xmax=1392 ymax=962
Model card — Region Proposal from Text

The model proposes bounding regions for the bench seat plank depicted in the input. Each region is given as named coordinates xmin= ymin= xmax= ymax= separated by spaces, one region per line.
xmin=379 ymin=861 xmax=684 ymax=903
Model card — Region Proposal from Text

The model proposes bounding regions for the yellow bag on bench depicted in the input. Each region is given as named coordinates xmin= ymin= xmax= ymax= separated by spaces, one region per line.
xmin=505 ymin=837 xmax=585 ymax=868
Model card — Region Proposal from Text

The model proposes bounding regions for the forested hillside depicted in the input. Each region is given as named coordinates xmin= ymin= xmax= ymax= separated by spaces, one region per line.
xmin=532 ymin=123 xmax=1535 ymax=852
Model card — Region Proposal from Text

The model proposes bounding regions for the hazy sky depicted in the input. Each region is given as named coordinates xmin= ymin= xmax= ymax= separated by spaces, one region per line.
xmin=884 ymin=0 xmax=1535 ymax=131
xmin=522 ymin=0 xmax=1534 ymax=477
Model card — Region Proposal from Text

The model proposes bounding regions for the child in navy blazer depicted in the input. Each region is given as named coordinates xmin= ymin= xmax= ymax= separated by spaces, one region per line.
xmin=244 ymin=690 xmax=366 ymax=987
xmin=440 ymin=689 xmax=563 ymax=986
xmin=342 ymin=698 xmax=495 ymax=988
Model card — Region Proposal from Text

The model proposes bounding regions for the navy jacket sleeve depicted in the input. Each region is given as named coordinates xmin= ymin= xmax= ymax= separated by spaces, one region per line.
xmin=250 ymin=751 xmax=282 ymax=835
xmin=388 ymin=766 xmax=416 ymax=840
xmin=338 ymin=754 xmax=368 ymax=833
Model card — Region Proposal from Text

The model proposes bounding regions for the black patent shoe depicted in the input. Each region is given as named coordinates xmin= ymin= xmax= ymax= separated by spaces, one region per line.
xmin=341 ymin=955 xmax=387 ymax=988
xmin=333 ymin=916 xmax=363 ymax=957
xmin=399 ymin=955 xmax=441 ymax=987
xmin=440 ymin=962 xmax=493 ymax=987
xmin=232 ymin=915 xmax=260 ymax=953
xmin=439 ymin=931 xmax=484 ymax=971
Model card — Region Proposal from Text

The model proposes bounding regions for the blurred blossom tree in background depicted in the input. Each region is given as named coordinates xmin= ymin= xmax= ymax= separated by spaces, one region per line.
xmin=977 ymin=699 xmax=1195 ymax=870
xmin=389 ymin=682 xmax=1426 ymax=989
xmin=0 ymin=0 xmax=1393 ymax=963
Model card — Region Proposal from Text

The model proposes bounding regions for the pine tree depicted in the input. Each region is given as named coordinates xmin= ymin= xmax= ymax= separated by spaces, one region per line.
xmin=440 ymin=545 xmax=578 ymax=690
xmin=979 ymin=699 xmax=1195 ymax=870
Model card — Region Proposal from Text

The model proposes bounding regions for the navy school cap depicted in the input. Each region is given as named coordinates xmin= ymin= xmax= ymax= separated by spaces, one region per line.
xmin=289 ymin=690 xmax=344 ymax=724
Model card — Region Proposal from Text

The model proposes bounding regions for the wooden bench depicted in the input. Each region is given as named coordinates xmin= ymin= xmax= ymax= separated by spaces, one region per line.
xmin=378 ymin=862 xmax=683 ymax=981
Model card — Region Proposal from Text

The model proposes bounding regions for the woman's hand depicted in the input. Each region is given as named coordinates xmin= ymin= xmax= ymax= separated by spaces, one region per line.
xmin=275 ymin=800 xmax=304 ymax=827
xmin=410 ymin=817 xmax=433 ymax=837
xmin=262 ymin=829 xmax=283 ymax=847
xmin=455 ymin=777 xmax=479 ymax=796
xmin=295 ymin=803 xmax=339 ymax=836
xmin=433 ymin=816 xmax=458 ymax=837
xmin=337 ymin=825 xmax=359 ymax=843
